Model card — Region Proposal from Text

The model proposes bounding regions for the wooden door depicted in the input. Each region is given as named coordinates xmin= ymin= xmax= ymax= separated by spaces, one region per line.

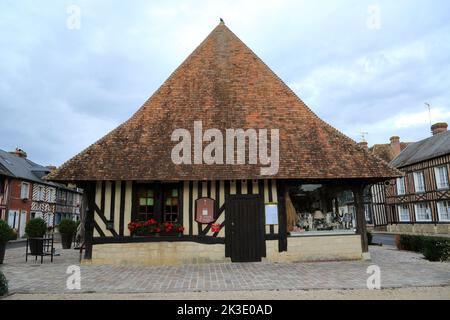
xmin=226 ymin=195 xmax=266 ymax=262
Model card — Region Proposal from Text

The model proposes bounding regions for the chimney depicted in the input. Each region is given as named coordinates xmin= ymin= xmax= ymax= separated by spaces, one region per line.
xmin=9 ymin=148 xmax=27 ymax=158
xmin=46 ymin=165 xmax=57 ymax=171
xmin=390 ymin=136 xmax=401 ymax=158
xmin=431 ymin=122 xmax=448 ymax=136
xmin=357 ymin=141 xmax=368 ymax=151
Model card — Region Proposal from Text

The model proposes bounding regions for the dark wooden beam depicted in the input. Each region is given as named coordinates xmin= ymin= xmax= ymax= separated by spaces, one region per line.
xmin=353 ymin=183 xmax=369 ymax=253
xmin=276 ymin=179 xmax=288 ymax=252
xmin=83 ymin=182 xmax=96 ymax=260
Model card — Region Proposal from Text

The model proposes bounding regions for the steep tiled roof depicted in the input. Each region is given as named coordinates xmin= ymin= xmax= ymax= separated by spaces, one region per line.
xmin=47 ymin=22 xmax=401 ymax=182
xmin=391 ymin=131 xmax=450 ymax=168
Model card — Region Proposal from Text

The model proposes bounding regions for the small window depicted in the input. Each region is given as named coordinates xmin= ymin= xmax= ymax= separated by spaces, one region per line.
xmin=414 ymin=203 xmax=432 ymax=222
xmin=413 ymin=172 xmax=425 ymax=193
xmin=396 ymin=177 xmax=406 ymax=195
xmin=163 ymin=187 xmax=179 ymax=222
xmin=397 ymin=205 xmax=410 ymax=222
xmin=21 ymin=182 xmax=30 ymax=199
xmin=38 ymin=186 xmax=44 ymax=201
xmin=434 ymin=166 xmax=449 ymax=190
xmin=138 ymin=187 xmax=155 ymax=221
xmin=437 ymin=201 xmax=450 ymax=222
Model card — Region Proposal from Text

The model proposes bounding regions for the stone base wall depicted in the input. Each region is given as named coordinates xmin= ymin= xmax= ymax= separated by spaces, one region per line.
xmin=86 ymin=242 xmax=230 ymax=266
xmin=265 ymin=235 xmax=363 ymax=263
xmin=387 ymin=224 xmax=450 ymax=235
xmin=84 ymin=235 xmax=364 ymax=266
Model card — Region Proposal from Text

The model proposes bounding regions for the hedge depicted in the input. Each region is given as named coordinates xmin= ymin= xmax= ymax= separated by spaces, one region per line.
xmin=0 ymin=270 xmax=7 ymax=296
xmin=399 ymin=234 xmax=450 ymax=262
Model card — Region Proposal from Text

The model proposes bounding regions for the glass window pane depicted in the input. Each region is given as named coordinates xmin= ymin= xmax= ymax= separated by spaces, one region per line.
xmin=172 ymin=189 xmax=178 ymax=197
xmin=147 ymin=198 xmax=154 ymax=206
xmin=139 ymin=198 xmax=146 ymax=206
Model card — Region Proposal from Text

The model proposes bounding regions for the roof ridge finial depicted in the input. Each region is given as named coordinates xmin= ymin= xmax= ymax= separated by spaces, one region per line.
xmin=220 ymin=18 xmax=225 ymax=25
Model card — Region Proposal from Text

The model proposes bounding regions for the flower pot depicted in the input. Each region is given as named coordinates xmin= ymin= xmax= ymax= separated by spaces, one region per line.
xmin=0 ymin=243 xmax=6 ymax=264
xmin=61 ymin=233 xmax=73 ymax=249
xmin=29 ymin=238 xmax=44 ymax=255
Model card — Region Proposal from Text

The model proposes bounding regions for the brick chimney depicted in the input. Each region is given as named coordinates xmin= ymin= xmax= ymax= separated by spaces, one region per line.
xmin=390 ymin=136 xmax=401 ymax=158
xmin=431 ymin=122 xmax=448 ymax=136
xmin=9 ymin=148 xmax=27 ymax=158
xmin=357 ymin=141 xmax=368 ymax=151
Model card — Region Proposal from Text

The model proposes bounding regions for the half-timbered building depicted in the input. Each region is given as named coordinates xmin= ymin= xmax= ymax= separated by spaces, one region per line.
xmin=384 ymin=123 xmax=450 ymax=234
xmin=47 ymin=22 xmax=400 ymax=265
xmin=0 ymin=148 xmax=82 ymax=236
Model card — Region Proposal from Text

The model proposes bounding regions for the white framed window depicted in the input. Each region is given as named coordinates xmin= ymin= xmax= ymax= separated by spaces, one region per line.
xmin=20 ymin=182 xmax=30 ymax=199
xmin=397 ymin=205 xmax=410 ymax=222
xmin=437 ymin=201 xmax=450 ymax=222
xmin=396 ymin=177 xmax=406 ymax=195
xmin=413 ymin=172 xmax=425 ymax=193
xmin=434 ymin=166 xmax=449 ymax=190
xmin=414 ymin=203 xmax=432 ymax=222
xmin=38 ymin=186 xmax=45 ymax=201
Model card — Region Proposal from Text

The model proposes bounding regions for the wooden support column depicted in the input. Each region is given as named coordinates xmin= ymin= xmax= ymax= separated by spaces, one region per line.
xmin=353 ymin=183 xmax=369 ymax=253
xmin=83 ymin=182 xmax=96 ymax=260
xmin=276 ymin=180 xmax=288 ymax=252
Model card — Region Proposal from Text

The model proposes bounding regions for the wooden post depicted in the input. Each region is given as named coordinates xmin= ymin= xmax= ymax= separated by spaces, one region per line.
xmin=276 ymin=180 xmax=288 ymax=252
xmin=83 ymin=182 xmax=95 ymax=260
xmin=353 ymin=183 xmax=369 ymax=253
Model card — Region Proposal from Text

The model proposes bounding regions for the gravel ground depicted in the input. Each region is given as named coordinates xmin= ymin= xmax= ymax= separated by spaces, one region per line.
xmin=3 ymin=286 xmax=450 ymax=300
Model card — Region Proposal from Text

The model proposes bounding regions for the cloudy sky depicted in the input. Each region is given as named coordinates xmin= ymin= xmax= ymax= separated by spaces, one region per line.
xmin=1 ymin=0 xmax=449 ymax=166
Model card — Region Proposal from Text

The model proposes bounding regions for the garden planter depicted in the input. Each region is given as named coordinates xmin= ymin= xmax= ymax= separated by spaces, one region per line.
xmin=0 ymin=243 xmax=5 ymax=264
xmin=29 ymin=238 xmax=44 ymax=255
xmin=61 ymin=233 xmax=73 ymax=249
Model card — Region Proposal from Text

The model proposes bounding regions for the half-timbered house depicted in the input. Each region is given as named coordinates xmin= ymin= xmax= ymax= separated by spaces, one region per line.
xmin=47 ymin=21 xmax=400 ymax=265
xmin=384 ymin=123 xmax=450 ymax=234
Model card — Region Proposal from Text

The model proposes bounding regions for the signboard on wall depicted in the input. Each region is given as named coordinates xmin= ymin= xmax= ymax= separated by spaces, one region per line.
xmin=195 ymin=198 xmax=216 ymax=224
xmin=265 ymin=203 xmax=279 ymax=225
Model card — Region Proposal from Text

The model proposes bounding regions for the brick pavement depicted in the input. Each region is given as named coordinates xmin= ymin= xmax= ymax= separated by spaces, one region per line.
xmin=1 ymin=245 xmax=449 ymax=294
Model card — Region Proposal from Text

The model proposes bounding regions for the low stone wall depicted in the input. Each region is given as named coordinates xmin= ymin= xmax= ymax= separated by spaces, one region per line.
xmin=387 ymin=224 xmax=450 ymax=235
xmin=84 ymin=235 xmax=363 ymax=266
xmin=265 ymin=235 xmax=363 ymax=263
xmin=86 ymin=242 xmax=230 ymax=266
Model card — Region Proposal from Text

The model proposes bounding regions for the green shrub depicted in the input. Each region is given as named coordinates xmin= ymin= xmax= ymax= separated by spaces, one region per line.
xmin=25 ymin=218 xmax=47 ymax=238
xmin=0 ymin=270 xmax=7 ymax=296
xmin=58 ymin=219 xmax=77 ymax=235
xmin=0 ymin=220 xmax=13 ymax=244
xmin=399 ymin=234 xmax=426 ymax=252
xmin=400 ymin=234 xmax=450 ymax=262
xmin=423 ymin=238 xmax=450 ymax=262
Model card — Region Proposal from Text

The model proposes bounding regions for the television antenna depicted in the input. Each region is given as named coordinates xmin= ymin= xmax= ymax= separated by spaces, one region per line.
xmin=425 ymin=102 xmax=432 ymax=128
xmin=359 ymin=131 xmax=369 ymax=142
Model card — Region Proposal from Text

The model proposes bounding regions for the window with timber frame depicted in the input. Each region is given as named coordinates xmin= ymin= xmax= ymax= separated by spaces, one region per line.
xmin=134 ymin=183 xmax=180 ymax=223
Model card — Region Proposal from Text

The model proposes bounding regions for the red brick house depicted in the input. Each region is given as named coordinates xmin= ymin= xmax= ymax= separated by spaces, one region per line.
xmin=47 ymin=22 xmax=400 ymax=265
xmin=0 ymin=148 xmax=82 ymax=237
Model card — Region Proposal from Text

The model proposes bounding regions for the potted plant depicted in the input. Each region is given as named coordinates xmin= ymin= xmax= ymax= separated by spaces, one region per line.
xmin=58 ymin=219 xmax=77 ymax=249
xmin=25 ymin=218 xmax=47 ymax=255
xmin=0 ymin=220 xmax=13 ymax=264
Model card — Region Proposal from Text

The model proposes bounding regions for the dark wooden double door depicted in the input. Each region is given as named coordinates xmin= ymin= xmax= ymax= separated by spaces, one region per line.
xmin=226 ymin=195 xmax=266 ymax=262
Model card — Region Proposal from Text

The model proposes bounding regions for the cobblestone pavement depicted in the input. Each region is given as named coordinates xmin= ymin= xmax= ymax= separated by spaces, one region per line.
xmin=1 ymin=245 xmax=449 ymax=294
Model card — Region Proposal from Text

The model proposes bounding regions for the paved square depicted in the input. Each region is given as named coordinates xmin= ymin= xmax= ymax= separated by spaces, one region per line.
xmin=1 ymin=245 xmax=449 ymax=294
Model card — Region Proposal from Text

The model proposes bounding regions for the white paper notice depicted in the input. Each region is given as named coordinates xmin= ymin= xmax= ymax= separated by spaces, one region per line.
xmin=265 ymin=204 xmax=278 ymax=225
